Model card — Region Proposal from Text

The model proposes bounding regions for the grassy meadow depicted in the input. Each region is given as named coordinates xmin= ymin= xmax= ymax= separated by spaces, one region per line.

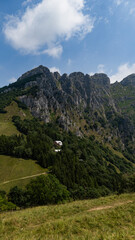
xmin=0 ymin=101 xmax=32 ymax=136
xmin=0 ymin=155 xmax=45 ymax=192
xmin=0 ymin=101 xmax=45 ymax=192
xmin=0 ymin=193 xmax=135 ymax=240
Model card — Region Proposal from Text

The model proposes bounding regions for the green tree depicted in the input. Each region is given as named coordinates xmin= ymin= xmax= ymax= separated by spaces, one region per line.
xmin=26 ymin=174 xmax=70 ymax=206
xmin=8 ymin=186 xmax=27 ymax=207
xmin=0 ymin=195 xmax=16 ymax=212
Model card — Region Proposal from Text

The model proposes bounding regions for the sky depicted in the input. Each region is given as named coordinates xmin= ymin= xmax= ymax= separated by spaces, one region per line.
xmin=0 ymin=0 xmax=135 ymax=87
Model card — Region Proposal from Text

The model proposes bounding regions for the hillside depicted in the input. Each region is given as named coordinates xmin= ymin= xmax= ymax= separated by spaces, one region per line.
xmin=0 ymin=193 xmax=135 ymax=240
xmin=0 ymin=101 xmax=32 ymax=136
xmin=0 ymin=65 xmax=135 ymax=204
xmin=1 ymin=65 xmax=135 ymax=156
xmin=0 ymin=155 xmax=45 ymax=192
xmin=0 ymin=100 xmax=45 ymax=192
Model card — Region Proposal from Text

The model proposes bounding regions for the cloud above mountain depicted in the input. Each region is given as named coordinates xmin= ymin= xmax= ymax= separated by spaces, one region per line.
xmin=49 ymin=66 xmax=61 ymax=73
xmin=8 ymin=77 xmax=17 ymax=83
xmin=110 ymin=63 xmax=135 ymax=83
xmin=3 ymin=0 xmax=94 ymax=57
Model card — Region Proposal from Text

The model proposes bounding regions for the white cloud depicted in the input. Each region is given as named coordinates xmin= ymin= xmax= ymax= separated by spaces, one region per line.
xmin=97 ymin=64 xmax=105 ymax=73
xmin=115 ymin=0 xmax=129 ymax=8
xmin=125 ymin=1 xmax=129 ymax=6
xmin=67 ymin=58 xmax=72 ymax=66
xmin=110 ymin=63 xmax=135 ymax=83
xmin=115 ymin=0 xmax=123 ymax=6
xmin=89 ymin=72 xmax=94 ymax=76
xmin=50 ymin=67 xmax=61 ymax=73
xmin=8 ymin=77 xmax=17 ymax=83
xmin=22 ymin=0 xmax=33 ymax=6
xmin=3 ymin=0 xmax=94 ymax=57
xmin=129 ymin=8 xmax=135 ymax=15
xmin=42 ymin=45 xmax=63 ymax=58
xmin=89 ymin=64 xmax=105 ymax=76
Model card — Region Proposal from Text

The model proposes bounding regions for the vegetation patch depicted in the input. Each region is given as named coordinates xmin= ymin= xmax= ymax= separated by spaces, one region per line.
xmin=0 ymin=155 xmax=45 ymax=192
xmin=0 ymin=101 xmax=32 ymax=136
xmin=0 ymin=193 xmax=135 ymax=239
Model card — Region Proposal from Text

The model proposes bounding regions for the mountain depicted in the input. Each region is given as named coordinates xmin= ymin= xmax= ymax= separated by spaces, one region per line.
xmin=17 ymin=66 xmax=115 ymax=130
xmin=1 ymin=65 xmax=135 ymax=202
xmin=1 ymin=65 xmax=135 ymax=155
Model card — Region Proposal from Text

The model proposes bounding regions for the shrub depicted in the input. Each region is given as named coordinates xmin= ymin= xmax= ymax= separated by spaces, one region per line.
xmin=26 ymin=175 xmax=70 ymax=206
xmin=0 ymin=196 xmax=16 ymax=212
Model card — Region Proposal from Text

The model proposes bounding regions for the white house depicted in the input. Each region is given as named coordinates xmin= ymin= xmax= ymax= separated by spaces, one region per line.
xmin=54 ymin=141 xmax=63 ymax=153
xmin=55 ymin=149 xmax=61 ymax=152
xmin=54 ymin=141 xmax=63 ymax=146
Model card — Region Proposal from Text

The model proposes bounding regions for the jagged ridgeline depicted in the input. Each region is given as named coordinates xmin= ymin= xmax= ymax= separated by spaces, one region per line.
xmin=0 ymin=65 xmax=135 ymax=200
xmin=1 ymin=65 xmax=135 ymax=154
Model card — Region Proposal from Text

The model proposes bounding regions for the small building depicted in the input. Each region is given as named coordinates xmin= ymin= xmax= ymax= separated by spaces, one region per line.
xmin=54 ymin=141 xmax=63 ymax=153
xmin=55 ymin=149 xmax=61 ymax=152
xmin=54 ymin=141 xmax=63 ymax=147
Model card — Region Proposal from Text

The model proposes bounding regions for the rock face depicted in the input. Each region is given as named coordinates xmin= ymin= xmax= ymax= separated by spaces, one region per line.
xmin=121 ymin=74 xmax=135 ymax=86
xmin=6 ymin=65 xmax=135 ymax=153
xmin=18 ymin=66 xmax=116 ymax=125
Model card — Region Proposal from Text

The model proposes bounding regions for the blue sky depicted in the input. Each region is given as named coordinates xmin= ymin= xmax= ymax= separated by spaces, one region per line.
xmin=0 ymin=0 xmax=135 ymax=87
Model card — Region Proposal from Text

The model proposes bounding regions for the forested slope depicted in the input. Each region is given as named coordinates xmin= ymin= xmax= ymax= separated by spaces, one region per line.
xmin=0 ymin=66 xmax=135 ymax=209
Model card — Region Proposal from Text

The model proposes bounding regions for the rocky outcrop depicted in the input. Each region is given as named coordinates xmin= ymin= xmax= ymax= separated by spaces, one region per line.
xmin=121 ymin=74 xmax=135 ymax=87
xmin=4 ymin=65 xmax=135 ymax=153
xmin=17 ymin=66 xmax=117 ymax=127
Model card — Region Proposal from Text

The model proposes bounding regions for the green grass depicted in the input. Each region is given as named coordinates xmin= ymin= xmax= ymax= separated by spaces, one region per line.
xmin=0 ymin=101 xmax=32 ymax=136
xmin=0 ymin=193 xmax=135 ymax=239
xmin=0 ymin=155 xmax=45 ymax=192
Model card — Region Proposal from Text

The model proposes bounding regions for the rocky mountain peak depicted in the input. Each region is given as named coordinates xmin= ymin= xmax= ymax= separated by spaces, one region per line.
xmin=90 ymin=73 xmax=110 ymax=88
xmin=69 ymin=72 xmax=85 ymax=80
xmin=14 ymin=66 xmax=117 ymax=132
xmin=53 ymin=72 xmax=61 ymax=80
xmin=17 ymin=65 xmax=50 ymax=81
xmin=1 ymin=65 xmax=135 ymax=155
xmin=121 ymin=74 xmax=135 ymax=86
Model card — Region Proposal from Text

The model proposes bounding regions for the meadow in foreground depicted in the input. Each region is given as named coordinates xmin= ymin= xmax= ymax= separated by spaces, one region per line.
xmin=0 ymin=193 xmax=135 ymax=240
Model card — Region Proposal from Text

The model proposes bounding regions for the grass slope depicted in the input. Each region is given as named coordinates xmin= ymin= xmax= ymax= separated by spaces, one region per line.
xmin=0 ymin=101 xmax=32 ymax=136
xmin=0 ymin=101 xmax=47 ymax=192
xmin=0 ymin=193 xmax=135 ymax=240
xmin=0 ymin=155 xmax=45 ymax=192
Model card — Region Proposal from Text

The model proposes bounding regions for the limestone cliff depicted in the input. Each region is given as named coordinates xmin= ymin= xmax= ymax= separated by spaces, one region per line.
xmin=1 ymin=65 xmax=135 ymax=155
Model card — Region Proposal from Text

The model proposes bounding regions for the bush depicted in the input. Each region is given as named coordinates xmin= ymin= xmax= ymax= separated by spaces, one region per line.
xmin=8 ymin=175 xmax=70 ymax=207
xmin=8 ymin=186 xmax=27 ymax=207
xmin=26 ymin=175 xmax=70 ymax=206
xmin=0 ymin=196 xmax=16 ymax=212
xmin=0 ymin=190 xmax=6 ymax=198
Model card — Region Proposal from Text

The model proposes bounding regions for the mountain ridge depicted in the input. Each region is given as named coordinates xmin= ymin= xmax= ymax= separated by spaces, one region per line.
xmin=1 ymin=65 xmax=135 ymax=205
xmin=1 ymin=65 xmax=135 ymax=161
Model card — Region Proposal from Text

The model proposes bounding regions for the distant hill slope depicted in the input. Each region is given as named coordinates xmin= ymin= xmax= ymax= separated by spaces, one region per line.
xmin=0 ymin=193 xmax=135 ymax=240
xmin=0 ymin=101 xmax=32 ymax=136
xmin=0 ymin=155 xmax=45 ymax=192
